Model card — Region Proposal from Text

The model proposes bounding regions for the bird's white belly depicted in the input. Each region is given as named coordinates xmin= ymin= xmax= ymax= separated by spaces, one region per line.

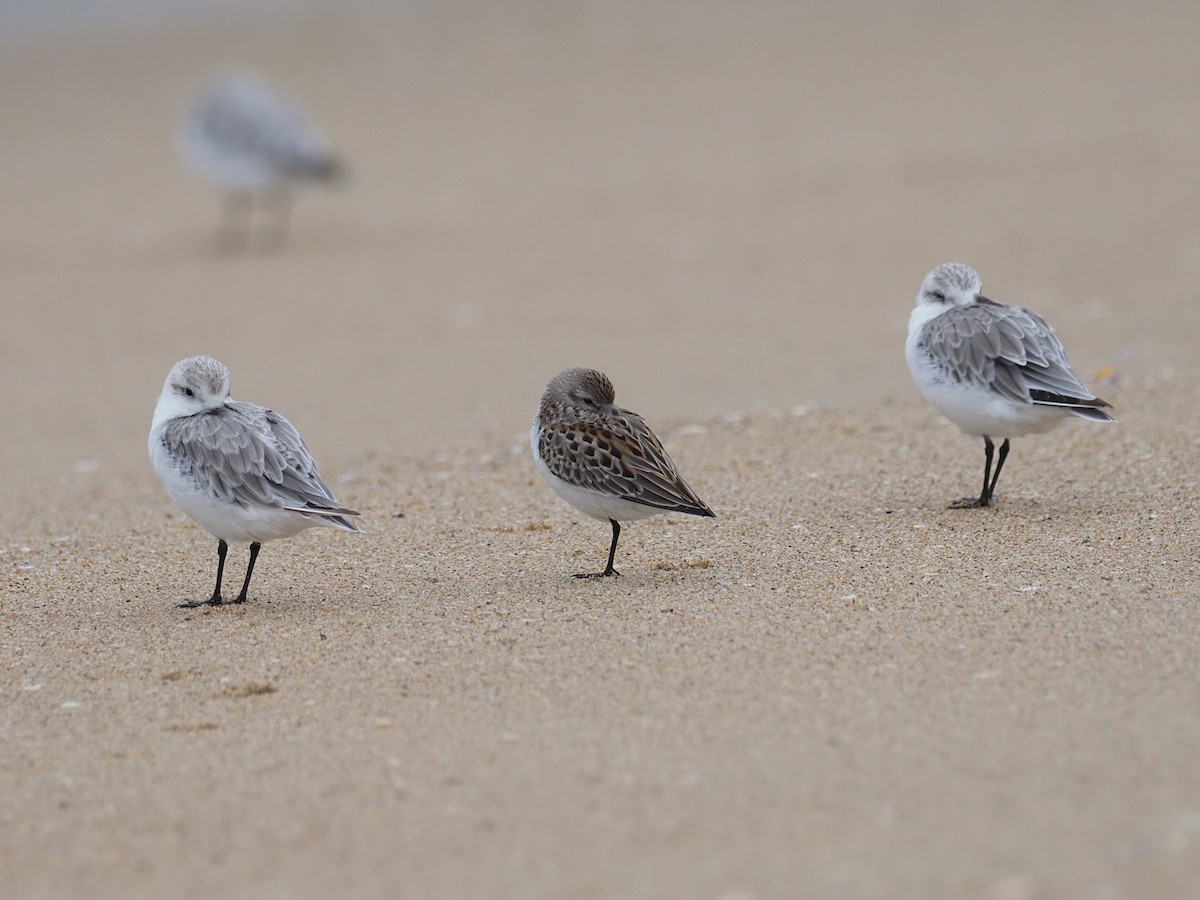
xmin=917 ymin=374 xmax=1067 ymax=438
xmin=183 ymin=131 xmax=280 ymax=190
xmin=906 ymin=330 xmax=1067 ymax=439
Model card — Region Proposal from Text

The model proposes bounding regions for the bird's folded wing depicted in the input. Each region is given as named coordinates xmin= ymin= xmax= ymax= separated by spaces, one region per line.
xmin=922 ymin=302 xmax=1101 ymax=405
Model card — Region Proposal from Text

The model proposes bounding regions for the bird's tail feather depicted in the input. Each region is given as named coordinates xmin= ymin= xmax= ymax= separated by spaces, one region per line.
xmin=285 ymin=505 xmax=361 ymax=532
xmin=1029 ymin=390 xmax=1116 ymax=422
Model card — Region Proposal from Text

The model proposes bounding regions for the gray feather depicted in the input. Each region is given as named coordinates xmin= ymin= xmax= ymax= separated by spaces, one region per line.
xmin=160 ymin=401 xmax=358 ymax=527
xmin=921 ymin=300 xmax=1104 ymax=408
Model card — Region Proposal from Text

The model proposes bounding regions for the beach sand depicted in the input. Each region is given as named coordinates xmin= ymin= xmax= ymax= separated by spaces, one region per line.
xmin=3 ymin=2 xmax=1199 ymax=897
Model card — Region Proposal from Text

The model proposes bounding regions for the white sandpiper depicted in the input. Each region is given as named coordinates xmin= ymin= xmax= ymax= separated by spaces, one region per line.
xmin=531 ymin=368 xmax=715 ymax=577
xmin=181 ymin=72 xmax=344 ymax=250
xmin=149 ymin=355 xmax=359 ymax=607
xmin=906 ymin=262 xmax=1115 ymax=508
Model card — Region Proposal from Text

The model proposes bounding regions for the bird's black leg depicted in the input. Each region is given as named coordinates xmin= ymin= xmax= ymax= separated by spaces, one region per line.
xmin=259 ymin=189 xmax=292 ymax=252
xmin=217 ymin=191 xmax=252 ymax=252
xmin=575 ymin=520 xmax=622 ymax=579
xmin=180 ymin=539 xmax=228 ymax=608
xmin=950 ymin=437 xmax=996 ymax=509
xmin=603 ymin=520 xmax=621 ymax=576
xmin=232 ymin=542 xmax=262 ymax=604
xmin=984 ymin=438 xmax=1011 ymax=504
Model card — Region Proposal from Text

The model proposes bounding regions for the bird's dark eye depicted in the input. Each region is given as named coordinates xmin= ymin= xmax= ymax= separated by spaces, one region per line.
xmin=184 ymin=387 xmax=195 ymax=397
xmin=929 ymin=290 xmax=946 ymax=303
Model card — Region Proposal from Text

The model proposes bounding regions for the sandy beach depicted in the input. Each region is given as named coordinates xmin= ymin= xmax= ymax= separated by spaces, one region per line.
xmin=3 ymin=1 xmax=1200 ymax=897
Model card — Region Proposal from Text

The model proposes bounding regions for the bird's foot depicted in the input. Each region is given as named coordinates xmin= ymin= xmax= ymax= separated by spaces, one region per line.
xmin=948 ymin=496 xmax=991 ymax=509
xmin=573 ymin=569 xmax=621 ymax=579
xmin=179 ymin=595 xmax=225 ymax=609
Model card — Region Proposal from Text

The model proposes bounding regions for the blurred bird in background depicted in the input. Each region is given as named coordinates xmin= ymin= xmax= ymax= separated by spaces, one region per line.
xmin=181 ymin=72 xmax=344 ymax=251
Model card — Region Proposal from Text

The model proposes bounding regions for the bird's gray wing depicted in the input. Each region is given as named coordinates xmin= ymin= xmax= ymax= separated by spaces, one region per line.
xmin=161 ymin=402 xmax=355 ymax=516
xmin=244 ymin=402 xmax=359 ymax=515
xmin=921 ymin=300 xmax=1102 ymax=405
xmin=197 ymin=80 xmax=335 ymax=177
